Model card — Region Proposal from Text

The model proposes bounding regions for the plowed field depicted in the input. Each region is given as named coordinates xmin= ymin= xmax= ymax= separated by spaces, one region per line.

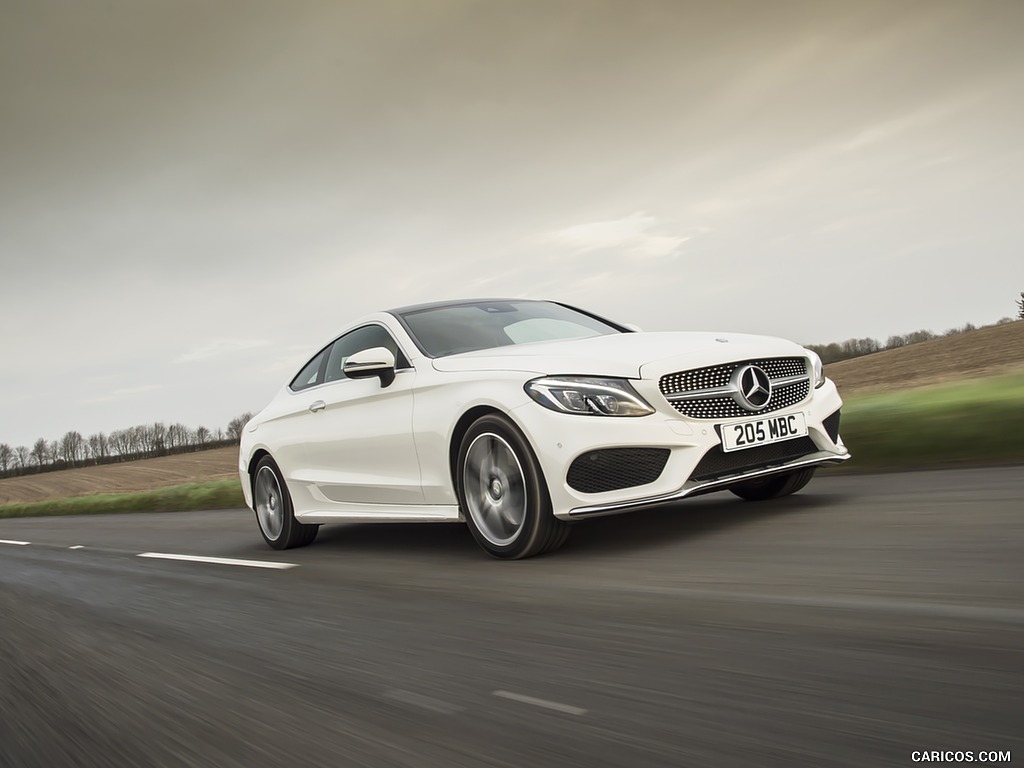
xmin=0 ymin=447 xmax=238 ymax=505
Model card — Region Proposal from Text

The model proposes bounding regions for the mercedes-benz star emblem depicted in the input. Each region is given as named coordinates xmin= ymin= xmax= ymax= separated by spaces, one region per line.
xmin=734 ymin=364 xmax=772 ymax=411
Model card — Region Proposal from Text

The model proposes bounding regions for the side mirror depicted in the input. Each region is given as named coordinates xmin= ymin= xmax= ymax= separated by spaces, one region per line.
xmin=343 ymin=346 xmax=397 ymax=387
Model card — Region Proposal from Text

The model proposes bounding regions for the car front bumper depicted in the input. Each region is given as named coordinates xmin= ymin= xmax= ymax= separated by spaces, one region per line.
xmin=508 ymin=377 xmax=849 ymax=520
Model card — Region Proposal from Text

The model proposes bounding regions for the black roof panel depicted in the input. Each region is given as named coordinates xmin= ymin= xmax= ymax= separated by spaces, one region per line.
xmin=386 ymin=298 xmax=547 ymax=316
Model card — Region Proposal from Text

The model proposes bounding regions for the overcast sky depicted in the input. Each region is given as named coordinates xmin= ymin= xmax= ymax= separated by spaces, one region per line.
xmin=2 ymin=0 xmax=1023 ymax=448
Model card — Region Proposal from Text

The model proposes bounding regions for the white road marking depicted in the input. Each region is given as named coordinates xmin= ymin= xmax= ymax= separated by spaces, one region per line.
xmin=69 ymin=545 xmax=84 ymax=550
xmin=382 ymin=689 xmax=463 ymax=714
xmin=137 ymin=553 xmax=298 ymax=570
xmin=492 ymin=690 xmax=587 ymax=716
xmin=0 ymin=539 xmax=30 ymax=546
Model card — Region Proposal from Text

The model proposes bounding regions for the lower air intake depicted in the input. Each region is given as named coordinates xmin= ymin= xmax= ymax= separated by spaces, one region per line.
xmin=690 ymin=437 xmax=818 ymax=482
xmin=567 ymin=448 xmax=670 ymax=494
xmin=823 ymin=410 xmax=841 ymax=443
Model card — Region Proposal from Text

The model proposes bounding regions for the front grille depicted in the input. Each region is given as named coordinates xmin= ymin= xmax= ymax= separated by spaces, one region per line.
xmin=660 ymin=357 xmax=806 ymax=393
xmin=823 ymin=410 xmax=841 ymax=443
xmin=567 ymin=448 xmax=670 ymax=494
xmin=689 ymin=437 xmax=818 ymax=481
xmin=671 ymin=380 xmax=810 ymax=419
xmin=659 ymin=357 xmax=810 ymax=419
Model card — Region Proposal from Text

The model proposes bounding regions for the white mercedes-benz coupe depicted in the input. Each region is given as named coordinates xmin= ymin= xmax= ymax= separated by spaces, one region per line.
xmin=239 ymin=299 xmax=849 ymax=559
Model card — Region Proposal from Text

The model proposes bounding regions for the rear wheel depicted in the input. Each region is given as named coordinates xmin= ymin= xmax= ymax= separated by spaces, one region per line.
xmin=729 ymin=467 xmax=816 ymax=501
xmin=252 ymin=456 xmax=319 ymax=549
xmin=457 ymin=414 xmax=569 ymax=559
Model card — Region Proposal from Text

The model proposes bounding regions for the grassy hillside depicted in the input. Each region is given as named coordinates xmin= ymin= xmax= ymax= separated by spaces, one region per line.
xmin=838 ymin=371 xmax=1024 ymax=471
xmin=826 ymin=320 xmax=1024 ymax=395
xmin=0 ymin=447 xmax=238 ymax=506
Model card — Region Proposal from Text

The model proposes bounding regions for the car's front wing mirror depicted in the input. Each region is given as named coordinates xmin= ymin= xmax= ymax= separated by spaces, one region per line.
xmin=342 ymin=346 xmax=396 ymax=387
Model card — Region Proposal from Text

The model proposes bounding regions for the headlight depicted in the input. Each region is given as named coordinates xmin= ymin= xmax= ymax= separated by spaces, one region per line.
xmin=525 ymin=376 xmax=655 ymax=417
xmin=808 ymin=350 xmax=826 ymax=388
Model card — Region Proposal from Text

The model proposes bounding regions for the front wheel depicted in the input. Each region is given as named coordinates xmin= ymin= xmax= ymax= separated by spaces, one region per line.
xmin=728 ymin=467 xmax=816 ymax=501
xmin=252 ymin=456 xmax=319 ymax=549
xmin=457 ymin=414 xmax=569 ymax=559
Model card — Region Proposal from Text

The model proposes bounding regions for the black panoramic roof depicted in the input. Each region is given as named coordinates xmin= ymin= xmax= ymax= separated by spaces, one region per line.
xmin=386 ymin=298 xmax=632 ymax=358
xmin=387 ymin=298 xmax=547 ymax=316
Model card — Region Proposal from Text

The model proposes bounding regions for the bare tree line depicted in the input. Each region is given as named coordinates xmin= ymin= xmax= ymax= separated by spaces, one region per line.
xmin=0 ymin=413 xmax=253 ymax=480
xmin=806 ymin=317 xmax=1018 ymax=365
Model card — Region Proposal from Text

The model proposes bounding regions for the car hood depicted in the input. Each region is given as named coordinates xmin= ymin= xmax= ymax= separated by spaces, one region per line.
xmin=430 ymin=331 xmax=809 ymax=378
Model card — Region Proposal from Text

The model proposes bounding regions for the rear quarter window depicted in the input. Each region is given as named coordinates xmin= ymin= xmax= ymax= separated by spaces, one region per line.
xmin=289 ymin=349 xmax=327 ymax=391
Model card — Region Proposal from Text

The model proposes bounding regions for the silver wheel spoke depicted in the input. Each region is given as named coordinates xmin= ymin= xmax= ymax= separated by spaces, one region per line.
xmin=497 ymin=501 xmax=518 ymax=528
xmin=463 ymin=431 xmax=529 ymax=547
xmin=484 ymin=503 xmax=503 ymax=525
xmin=254 ymin=466 xmax=284 ymax=541
xmin=466 ymin=460 xmax=483 ymax=492
xmin=489 ymin=438 xmax=499 ymax=473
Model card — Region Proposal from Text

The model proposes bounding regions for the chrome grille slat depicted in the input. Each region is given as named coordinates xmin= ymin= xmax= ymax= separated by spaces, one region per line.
xmin=659 ymin=357 xmax=810 ymax=419
xmin=665 ymin=385 xmax=735 ymax=402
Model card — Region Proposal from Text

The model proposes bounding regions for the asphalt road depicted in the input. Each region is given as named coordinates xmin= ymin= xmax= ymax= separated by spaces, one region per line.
xmin=1 ymin=467 xmax=1021 ymax=768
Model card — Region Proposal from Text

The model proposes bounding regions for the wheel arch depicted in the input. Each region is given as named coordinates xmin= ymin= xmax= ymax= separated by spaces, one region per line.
xmin=447 ymin=405 xmax=569 ymax=558
xmin=246 ymin=448 xmax=272 ymax=505
xmin=448 ymin=405 xmax=507 ymax=496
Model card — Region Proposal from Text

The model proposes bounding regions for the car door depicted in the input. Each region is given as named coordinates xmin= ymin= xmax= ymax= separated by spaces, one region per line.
xmin=256 ymin=346 xmax=332 ymax=491
xmin=300 ymin=324 xmax=423 ymax=506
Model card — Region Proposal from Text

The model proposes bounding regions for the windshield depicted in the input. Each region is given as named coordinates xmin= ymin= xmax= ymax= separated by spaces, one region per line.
xmin=396 ymin=300 xmax=625 ymax=357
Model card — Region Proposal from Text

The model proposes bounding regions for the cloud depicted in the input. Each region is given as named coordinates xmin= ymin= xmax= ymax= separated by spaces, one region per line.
xmin=840 ymin=116 xmax=921 ymax=153
xmin=85 ymin=385 xmax=165 ymax=404
xmin=838 ymin=96 xmax=977 ymax=154
xmin=175 ymin=339 xmax=271 ymax=363
xmin=545 ymin=212 xmax=690 ymax=259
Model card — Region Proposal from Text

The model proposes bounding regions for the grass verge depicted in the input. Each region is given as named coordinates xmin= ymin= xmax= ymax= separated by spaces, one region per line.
xmin=838 ymin=371 xmax=1024 ymax=471
xmin=0 ymin=480 xmax=245 ymax=520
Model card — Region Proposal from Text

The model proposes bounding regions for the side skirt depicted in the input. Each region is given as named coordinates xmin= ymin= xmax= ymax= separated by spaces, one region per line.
xmin=295 ymin=504 xmax=463 ymax=524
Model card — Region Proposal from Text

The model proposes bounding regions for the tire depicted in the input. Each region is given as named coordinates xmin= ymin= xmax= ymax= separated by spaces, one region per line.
xmin=729 ymin=467 xmax=816 ymax=501
xmin=456 ymin=414 xmax=569 ymax=559
xmin=252 ymin=456 xmax=319 ymax=550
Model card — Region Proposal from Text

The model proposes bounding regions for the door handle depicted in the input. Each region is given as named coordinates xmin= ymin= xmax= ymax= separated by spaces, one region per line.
xmin=309 ymin=400 xmax=326 ymax=413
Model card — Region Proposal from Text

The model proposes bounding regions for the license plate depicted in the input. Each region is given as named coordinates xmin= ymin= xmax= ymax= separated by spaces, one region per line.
xmin=720 ymin=412 xmax=808 ymax=452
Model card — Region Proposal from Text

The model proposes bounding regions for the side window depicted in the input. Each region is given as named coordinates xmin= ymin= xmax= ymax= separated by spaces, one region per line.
xmin=289 ymin=349 xmax=328 ymax=391
xmin=323 ymin=325 xmax=411 ymax=384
